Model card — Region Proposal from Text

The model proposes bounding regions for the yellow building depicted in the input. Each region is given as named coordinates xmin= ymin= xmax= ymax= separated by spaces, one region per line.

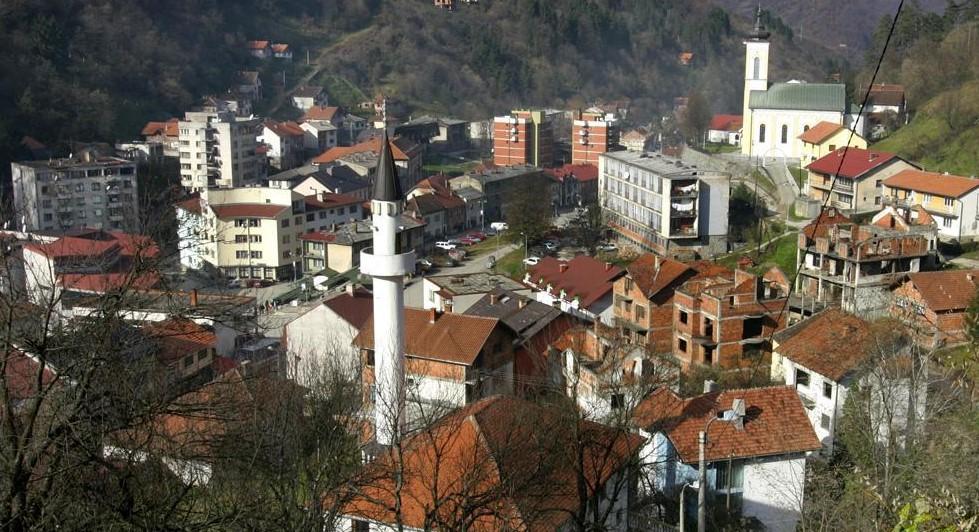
xmin=798 ymin=121 xmax=867 ymax=166
xmin=882 ymin=169 xmax=979 ymax=241
xmin=805 ymin=148 xmax=916 ymax=213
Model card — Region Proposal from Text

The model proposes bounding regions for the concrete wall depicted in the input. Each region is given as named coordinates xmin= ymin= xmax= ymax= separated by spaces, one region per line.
xmin=742 ymin=456 xmax=807 ymax=532
xmin=285 ymin=305 xmax=361 ymax=383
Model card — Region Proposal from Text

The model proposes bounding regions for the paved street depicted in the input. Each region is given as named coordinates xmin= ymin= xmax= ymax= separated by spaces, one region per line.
xmin=404 ymin=241 xmax=518 ymax=307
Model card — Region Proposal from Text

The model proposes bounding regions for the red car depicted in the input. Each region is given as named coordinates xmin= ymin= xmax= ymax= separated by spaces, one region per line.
xmin=468 ymin=232 xmax=487 ymax=241
xmin=459 ymin=237 xmax=479 ymax=246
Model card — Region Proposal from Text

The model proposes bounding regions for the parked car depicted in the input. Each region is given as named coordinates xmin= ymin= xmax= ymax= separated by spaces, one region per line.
xmin=490 ymin=222 xmax=509 ymax=231
xmin=448 ymin=249 xmax=467 ymax=261
xmin=597 ymin=242 xmax=618 ymax=252
xmin=416 ymin=258 xmax=433 ymax=273
xmin=227 ymin=278 xmax=242 ymax=289
xmin=469 ymin=231 xmax=487 ymax=240
xmin=435 ymin=241 xmax=457 ymax=250
xmin=523 ymin=256 xmax=541 ymax=266
xmin=459 ymin=237 xmax=478 ymax=246
xmin=544 ymin=240 xmax=559 ymax=251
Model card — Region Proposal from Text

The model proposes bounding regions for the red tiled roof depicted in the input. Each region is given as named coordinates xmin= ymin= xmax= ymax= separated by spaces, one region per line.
xmin=354 ymin=309 xmax=499 ymax=365
xmin=247 ymin=40 xmax=270 ymax=49
xmin=806 ymin=147 xmax=898 ymax=179
xmin=141 ymin=118 xmax=178 ymax=137
xmin=867 ymin=83 xmax=905 ymax=107
xmin=144 ymin=318 xmax=216 ymax=364
xmin=342 ymin=395 xmax=644 ymax=532
xmin=528 ymin=256 xmax=624 ymax=309
xmin=212 ymin=355 xmax=238 ymax=375
xmin=708 ymin=114 xmax=743 ymax=132
xmin=299 ymin=231 xmax=337 ymax=243
xmin=312 ymin=135 xmax=416 ymax=164
xmin=634 ymin=386 xmax=821 ymax=462
xmin=265 ymin=120 xmax=305 ymax=138
xmin=24 ymin=237 xmax=119 ymax=259
xmin=107 ymin=231 xmax=160 ymax=258
xmin=60 ymin=272 xmax=160 ymax=293
xmin=626 ymin=254 xmax=694 ymax=298
xmin=20 ymin=136 xmax=46 ymax=151
xmin=210 ymin=204 xmax=290 ymax=219
xmin=883 ymin=169 xmax=979 ymax=198
xmin=174 ymin=195 xmax=203 ymax=215
xmin=797 ymin=121 xmax=843 ymax=144
xmin=323 ymin=288 xmax=374 ymax=329
xmin=271 ymin=43 xmax=289 ymax=53
xmin=302 ymin=106 xmax=342 ymax=122
xmin=544 ymin=163 xmax=599 ymax=183
xmin=4 ymin=350 xmax=57 ymax=402
xmin=802 ymin=208 xmax=851 ymax=239
xmin=773 ymin=308 xmax=875 ymax=381
xmin=906 ymin=270 xmax=979 ymax=313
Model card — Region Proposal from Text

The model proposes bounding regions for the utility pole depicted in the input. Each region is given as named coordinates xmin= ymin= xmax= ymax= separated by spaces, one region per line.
xmin=698 ymin=430 xmax=708 ymax=532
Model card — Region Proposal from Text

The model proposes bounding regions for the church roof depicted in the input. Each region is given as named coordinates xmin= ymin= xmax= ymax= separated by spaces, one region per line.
xmin=749 ymin=83 xmax=846 ymax=113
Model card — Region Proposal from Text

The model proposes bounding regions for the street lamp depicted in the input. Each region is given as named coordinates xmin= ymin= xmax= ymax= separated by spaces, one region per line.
xmin=698 ymin=399 xmax=746 ymax=532
xmin=679 ymin=481 xmax=698 ymax=532
xmin=520 ymin=231 xmax=527 ymax=260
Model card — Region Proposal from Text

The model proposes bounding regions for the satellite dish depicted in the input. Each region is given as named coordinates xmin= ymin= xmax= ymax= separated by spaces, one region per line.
xmin=312 ymin=275 xmax=329 ymax=291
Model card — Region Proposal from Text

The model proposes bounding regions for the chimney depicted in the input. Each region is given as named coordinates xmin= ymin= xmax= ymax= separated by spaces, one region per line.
xmin=654 ymin=254 xmax=662 ymax=270
xmin=318 ymin=190 xmax=326 ymax=202
xmin=559 ymin=262 xmax=569 ymax=273
xmin=489 ymin=293 xmax=498 ymax=305
xmin=346 ymin=282 xmax=355 ymax=295
xmin=605 ymin=262 xmax=612 ymax=272
xmin=428 ymin=307 xmax=437 ymax=323
xmin=703 ymin=380 xmax=719 ymax=393
xmin=443 ymin=299 xmax=454 ymax=313
xmin=518 ymin=298 xmax=528 ymax=309
xmin=968 ymin=273 xmax=975 ymax=283
xmin=190 ymin=288 xmax=199 ymax=307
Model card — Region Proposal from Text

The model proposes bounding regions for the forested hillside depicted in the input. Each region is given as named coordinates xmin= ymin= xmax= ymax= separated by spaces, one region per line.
xmin=0 ymin=0 xmax=840 ymax=173
xmin=869 ymin=3 xmax=979 ymax=174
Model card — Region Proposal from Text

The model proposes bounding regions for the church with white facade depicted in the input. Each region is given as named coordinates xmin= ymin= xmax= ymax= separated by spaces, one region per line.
xmin=741 ymin=8 xmax=864 ymax=160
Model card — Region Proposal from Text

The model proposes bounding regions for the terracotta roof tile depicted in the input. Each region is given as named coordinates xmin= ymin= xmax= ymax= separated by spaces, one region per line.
xmin=544 ymin=164 xmax=599 ymax=183
xmin=210 ymin=204 xmax=289 ymax=219
xmin=802 ymin=208 xmax=851 ymax=239
xmin=708 ymin=114 xmax=743 ymax=132
xmin=797 ymin=121 xmax=843 ymax=144
xmin=354 ymin=309 xmax=499 ymax=365
xmin=174 ymin=195 xmax=203 ymax=215
xmin=883 ymin=169 xmax=979 ymax=198
xmin=527 ymin=256 xmax=624 ymax=309
xmin=60 ymin=272 xmax=160 ymax=293
xmin=773 ymin=308 xmax=875 ymax=381
xmin=303 ymin=106 xmax=342 ymax=122
xmin=634 ymin=386 xmax=820 ymax=462
xmin=342 ymin=395 xmax=644 ymax=531
xmin=265 ymin=120 xmax=305 ymax=137
xmin=906 ymin=270 xmax=979 ymax=312
xmin=806 ymin=147 xmax=898 ymax=179
xmin=312 ymin=135 xmax=417 ymax=164
xmin=144 ymin=318 xmax=217 ymax=364
xmin=626 ymin=254 xmax=694 ymax=298
xmin=304 ymin=193 xmax=362 ymax=210
xmin=4 ymin=350 xmax=57 ymax=402
xmin=323 ymin=288 xmax=374 ymax=329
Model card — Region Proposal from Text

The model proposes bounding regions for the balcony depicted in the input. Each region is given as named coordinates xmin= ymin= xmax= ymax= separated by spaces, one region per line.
xmin=360 ymin=247 xmax=416 ymax=277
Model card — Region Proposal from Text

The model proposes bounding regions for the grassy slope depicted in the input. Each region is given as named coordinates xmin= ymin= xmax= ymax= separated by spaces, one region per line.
xmin=875 ymin=81 xmax=979 ymax=175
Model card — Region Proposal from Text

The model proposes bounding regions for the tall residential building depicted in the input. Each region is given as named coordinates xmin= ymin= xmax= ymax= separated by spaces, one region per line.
xmin=492 ymin=109 xmax=554 ymax=167
xmin=178 ymin=110 xmax=265 ymax=192
xmin=571 ymin=109 xmax=618 ymax=165
xmin=11 ymin=152 xmax=140 ymax=232
xmin=598 ymin=151 xmax=730 ymax=257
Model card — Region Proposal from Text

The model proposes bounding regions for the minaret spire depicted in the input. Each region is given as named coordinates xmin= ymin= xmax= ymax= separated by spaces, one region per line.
xmin=361 ymin=129 xmax=413 ymax=447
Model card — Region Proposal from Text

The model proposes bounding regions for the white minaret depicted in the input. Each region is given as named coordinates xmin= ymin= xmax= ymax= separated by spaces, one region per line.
xmin=741 ymin=5 xmax=771 ymax=157
xmin=360 ymin=131 xmax=413 ymax=446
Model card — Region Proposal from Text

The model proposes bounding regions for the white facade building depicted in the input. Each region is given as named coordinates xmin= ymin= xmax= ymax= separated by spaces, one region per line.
xmin=598 ymin=151 xmax=730 ymax=256
xmin=178 ymin=110 xmax=265 ymax=192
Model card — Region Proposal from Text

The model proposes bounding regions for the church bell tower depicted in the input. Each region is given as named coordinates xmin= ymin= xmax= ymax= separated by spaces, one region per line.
xmin=742 ymin=5 xmax=771 ymax=156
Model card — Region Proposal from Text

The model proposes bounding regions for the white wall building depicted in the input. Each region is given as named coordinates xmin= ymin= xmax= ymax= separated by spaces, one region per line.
xmin=598 ymin=151 xmax=730 ymax=256
xmin=178 ymin=110 xmax=266 ymax=192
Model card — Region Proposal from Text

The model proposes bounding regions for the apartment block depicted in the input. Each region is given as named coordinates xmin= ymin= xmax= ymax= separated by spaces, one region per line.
xmin=598 ymin=151 xmax=729 ymax=257
xmin=805 ymin=147 xmax=916 ymax=213
xmin=672 ymin=267 xmax=790 ymax=369
xmin=11 ymin=152 xmax=139 ymax=232
xmin=571 ymin=109 xmax=618 ymax=165
xmin=492 ymin=109 xmax=554 ymax=168
xmin=178 ymin=110 xmax=266 ymax=192
xmin=796 ymin=207 xmax=938 ymax=316
xmin=175 ymin=187 xmax=311 ymax=281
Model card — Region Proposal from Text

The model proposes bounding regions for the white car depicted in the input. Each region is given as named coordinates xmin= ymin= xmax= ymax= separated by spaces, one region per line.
xmin=435 ymin=241 xmax=457 ymax=250
xmin=597 ymin=243 xmax=618 ymax=252
xmin=522 ymin=256 xmax=541 ymax=266
xmin=490 ymin=222 xmax=509 ymax=231
xmin=544 ymin=241 xmax=558 ymax=251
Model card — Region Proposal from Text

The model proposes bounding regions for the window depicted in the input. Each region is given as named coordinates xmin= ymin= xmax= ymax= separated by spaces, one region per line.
xmin=319 ymin=211 xmax=327 ymax=219
xmin=41 ymin=199 xmax=51 ymax=208
xmin=636 ymin=305 xmax=646 ymax=321
xmin=282 ymin=235 xmax=291 ymax=244
xmin=306 ymin=213 xmax=315 ymax=222
xmin=235 ymin=235 xmax=248 ymax=243
xmin=352 ymin=519 xmax=369 ymax=532
xmin=678 ymin=338 xmax=688 ymax=353
xmin=752 ymin=56 xmax=760 ymax=79
xmin=796 ymin=369 xmax=810 ymax=387
xmin=43 ymin=213 xmax=53 ymax=222
xmin=281 ymin=218 xmax=290 ymax=228
xmin=183 ymin=356 xmax=194 ymax=368
xmin=236 ymin=250 xmax=248 ymax=259
xmin=781 ymin=124 xmax=788 ymax=144
xmin=758 ymin=124 xmax=766 ymax=143
xmin=610 ymin=393 xmax=625 ymax=410
xmin=922 ymin=193 xmax=932 ymax=204
xmin=943 ymin=217 xmax=953 ymax=228
xmin=828 ymin=144 xmax=836 ymax=151
xmin=679 ymin=310 xmax=688 ymax=324
xmin=250 ymin=251 xmax=262 ymax=259
xmin=624 ymin=278 xmax=633 ymax=291
xmin=820 ymin=414 xmax=831 ymax=430
xmin=91 ymin=182 xmax=101 ymax=192
xmin=704 ymin=346 xmax=714 ymax=364
xmin=366 ymin=351 xmax=375 ymax=367
xmin=823 ymin=381 xmax=833 ymax=399
xmin=349 ymin=206 xmax=357 ymax=214
xmin=945 ymin=196 xmax=954 ymax=207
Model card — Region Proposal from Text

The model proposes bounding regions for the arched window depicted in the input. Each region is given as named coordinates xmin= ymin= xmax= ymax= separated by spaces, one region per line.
xmin=759 ymin=124 xmax=766 ymax=143
xmin=803 ymin=125 xmax=810 ymax=132
xmin=752 ymin=57 xmax=760 ymax=79
xmin=781 ymin=124 xmax=789 ymax=144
